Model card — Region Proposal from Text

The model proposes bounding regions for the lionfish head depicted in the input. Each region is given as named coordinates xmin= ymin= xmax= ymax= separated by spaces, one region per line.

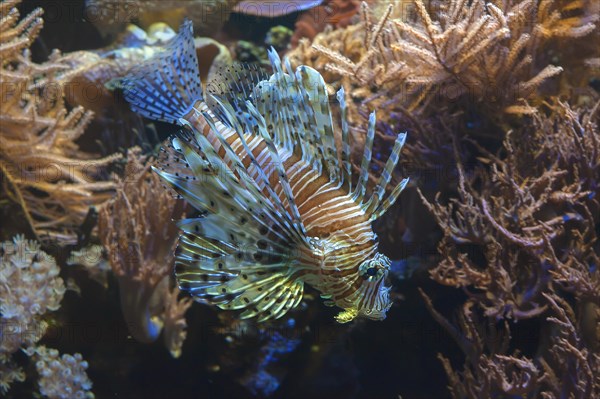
xmin=354 ymin=252 xmax=393 ymax=321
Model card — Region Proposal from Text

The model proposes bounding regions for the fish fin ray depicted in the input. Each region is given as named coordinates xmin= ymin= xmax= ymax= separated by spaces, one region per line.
xmin=122 ymin=20 xmax=202 ymax=123
xmin=364 ymin=132 xmax=408 ymax=217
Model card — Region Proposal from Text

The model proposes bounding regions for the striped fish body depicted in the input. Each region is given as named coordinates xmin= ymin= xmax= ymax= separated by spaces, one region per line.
xmin=123 ymin=21 xmax=408 ymax=323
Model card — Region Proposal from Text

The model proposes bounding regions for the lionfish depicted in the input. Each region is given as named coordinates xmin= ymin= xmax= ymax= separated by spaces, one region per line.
xmin=122 ymin=21 xmax=409 ymax=323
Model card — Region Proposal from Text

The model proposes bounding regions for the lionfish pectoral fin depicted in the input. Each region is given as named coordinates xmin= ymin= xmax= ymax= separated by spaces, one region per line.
xmin=157 ymin=124 xmax=314 ymax=321
xmin=176 ymin=229 xmax=306 ymax=322
xmin=334 ymin=308 xmax=358 ymax=324
xmin=122 ymin=19 xmax=202 ymax=124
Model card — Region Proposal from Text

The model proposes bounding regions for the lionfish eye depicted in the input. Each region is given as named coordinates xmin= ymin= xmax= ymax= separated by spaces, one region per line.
xmin=359 ymin=253 xmax=391 ymax=281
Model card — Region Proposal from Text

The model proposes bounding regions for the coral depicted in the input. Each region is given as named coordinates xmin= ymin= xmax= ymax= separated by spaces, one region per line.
xmin=422 ymin=290 xmax=600 ymax=398
xmin=288 ymin=0 xmax=598 ymax=124
xmin=0 ymin=362 xmax=25 ymax=394
xmin=66 ymin=245 xmax=111 ymax=289
xmin=420 ymin=101 xmax=599 ymax=319
xmin=0 ymin=235 xmax=68 ymax=395
xmin=235 ymin=40 xmax=268 ymax=64
xmin=0 ymin=235 xmax=65 ymax=356
xmin=290 ymin=0 xmax=363 ymax=47
xmin=33 ymin=346 xmax=94 ymax=399
xmin=98 ymin=148 xmax=190 ymax=357
xmin=161 ymin=285 xmax=193 ymax=358
xmin=86 ymin=0 xmax=242 ymax=37
xmin=265 ymin=25 xmax=293 ymax=52
xmin=0 ymin=0 xmax=121 ymax=244
xmin=417 ymin=95 xmax=599 ymax=396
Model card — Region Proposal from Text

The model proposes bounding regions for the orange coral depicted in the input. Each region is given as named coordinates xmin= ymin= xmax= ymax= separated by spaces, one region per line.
xmin=0 ymin=0 xmax=121 ymax=244
xmin=291 ymin=0 xmax=363 ymax=47
xmin=98 ymin=148 xmax=190 ymax=357
xmin=289 ymin=0 xmax=598 ymax=123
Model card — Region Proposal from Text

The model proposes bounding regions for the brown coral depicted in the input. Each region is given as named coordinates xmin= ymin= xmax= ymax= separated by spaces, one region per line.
xmin=422 ymin=290 xmax=600 ymax=398
xmin=288 ymin=0 xmax=598 ymax=124
xmin=98 ymin=148 xmax=190 ymax=357
xmin=0 ymin=0 xmax=121 ymax=244
xmin=419 ymin=101 xmax=599 ymax=320
xmin=416 ymin=98 xmax=599 ymax=396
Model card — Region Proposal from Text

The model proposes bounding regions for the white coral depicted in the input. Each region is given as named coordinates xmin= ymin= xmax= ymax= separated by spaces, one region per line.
xmin=34 ymin=346 xmax=94 ymax=399
xmin=0 ymin=235 xmax=66 ymax=355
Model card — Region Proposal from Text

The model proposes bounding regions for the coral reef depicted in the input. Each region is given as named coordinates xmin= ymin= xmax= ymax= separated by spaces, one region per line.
xmin=422 ymin=291 xmax=600 ymax=398
xmin=420 ymin=102 xmax=599 ymax=319
xmin=2 ymin=0 xmax=599 ymax=397
xmin=0 ymin=236 xmax=65 ymax=355
xmin=0 ymin=0 xmax=121 ymax=244
xmin=98 ymin=148 xmax=190 ymax=357
xmin=286 ymin=1 xmax=599 ymax=397
xmin=0 ymin=235 xmax=94 ymax=398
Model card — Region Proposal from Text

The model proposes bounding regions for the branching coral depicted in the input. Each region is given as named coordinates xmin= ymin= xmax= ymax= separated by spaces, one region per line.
xmin=422 ymin=290 xmax=600 ymax=398
xmin=0 ymin=0 xmax=121 ymax=244
xmin=289 ymin=0 xmax=598 ymax=123
xmin=420 ymin=101 xmax=599 ymax=318
xmin=0 ymin=235 xmax=66 ymax=394
xmin=98 ymin=148 xmax=190 ymax=357
xmin=417 ymin=98 xmax=599 ymax=396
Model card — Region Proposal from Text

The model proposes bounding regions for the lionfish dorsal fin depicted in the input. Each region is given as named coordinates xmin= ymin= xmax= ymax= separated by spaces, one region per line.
xmin=203 ymin=95 xmax=309 ymax=239
xmin=336 ymin=87 xmax=353 ymax=191
xmin=205 ymin=62 xmax=269 ymax=124
xmin=364 ymin=133 xmax=409 ymax=220
xmin=354 ymin=112 xmax=410 ymax=221
xmin=294 ymin=64 xmax=340 ymax=184
xmin=122 ymin=20 xmax=202 ymax=124
xmin=353 ymin=112 xmax=376 ymax=203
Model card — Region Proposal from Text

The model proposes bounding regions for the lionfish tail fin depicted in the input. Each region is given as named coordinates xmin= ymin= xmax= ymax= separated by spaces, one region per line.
xmin=122 ymin=19 xmax=202 ymax=124
xmin=155 ymin=124 xmax=315 ymax=321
